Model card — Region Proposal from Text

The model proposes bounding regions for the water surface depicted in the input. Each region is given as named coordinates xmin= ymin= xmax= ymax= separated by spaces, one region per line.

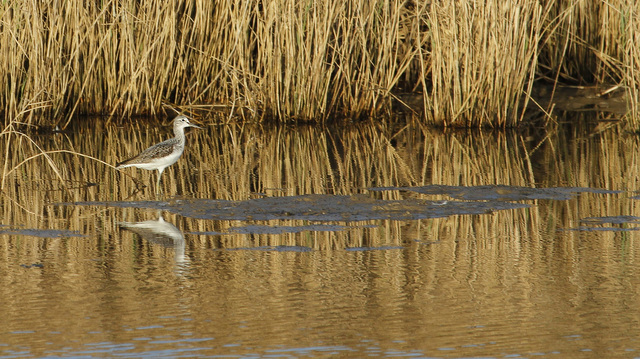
xmin=2 ymin=117 xmax=640 ymax=358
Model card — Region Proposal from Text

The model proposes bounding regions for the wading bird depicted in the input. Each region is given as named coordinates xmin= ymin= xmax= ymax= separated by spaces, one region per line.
xmin=117 ymin=115 xmax=201 ymax=192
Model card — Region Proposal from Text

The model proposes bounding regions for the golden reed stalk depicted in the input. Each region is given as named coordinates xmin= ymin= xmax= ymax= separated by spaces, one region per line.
xmin=0 ymin=0 xmax=638 ymax=127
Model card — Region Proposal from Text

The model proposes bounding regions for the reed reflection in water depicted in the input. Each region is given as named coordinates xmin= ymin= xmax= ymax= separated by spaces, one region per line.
xmin=1 ymin=116 xmax=640 ymax=357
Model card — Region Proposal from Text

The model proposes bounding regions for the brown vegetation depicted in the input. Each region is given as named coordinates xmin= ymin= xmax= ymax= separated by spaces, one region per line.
xmin=0 ymin=0 xmax=638 ymax=127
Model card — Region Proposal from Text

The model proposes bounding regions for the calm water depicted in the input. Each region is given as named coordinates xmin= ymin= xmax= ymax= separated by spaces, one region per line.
xmin=2 ymin=116 xmax=640 ymax=358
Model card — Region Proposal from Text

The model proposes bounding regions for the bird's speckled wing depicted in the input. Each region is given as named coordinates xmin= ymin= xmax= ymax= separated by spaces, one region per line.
xmin=117 ymin=138 xmax=179 ymax=166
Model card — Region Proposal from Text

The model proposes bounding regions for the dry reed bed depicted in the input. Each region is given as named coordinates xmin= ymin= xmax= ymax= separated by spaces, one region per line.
xmin=1 ymin=0 xmax=638 ymax=128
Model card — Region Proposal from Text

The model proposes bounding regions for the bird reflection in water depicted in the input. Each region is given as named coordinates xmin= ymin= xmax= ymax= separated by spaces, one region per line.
xmin=119 ymin=212 xmax=188 ymax=268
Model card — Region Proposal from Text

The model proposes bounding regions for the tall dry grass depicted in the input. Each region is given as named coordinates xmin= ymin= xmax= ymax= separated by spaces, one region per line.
xmin=623 ymin=0 xmax=640 ymax=120
xmin=0 ymin=0 xmax=639 ymax=126
xmin=539 ymin=0 xmax=626 ymax=84
xmin=0 ymin=0 xmax=420 ymax=125
xmin=424 ymin=1 xmax=545 ymax=126
xmin=537 ymin=0 xmax=639 ymax=122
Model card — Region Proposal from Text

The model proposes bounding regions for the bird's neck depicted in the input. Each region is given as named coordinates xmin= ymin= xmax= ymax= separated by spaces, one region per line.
xmin=173 ymin=127 xmax=186 ymax=142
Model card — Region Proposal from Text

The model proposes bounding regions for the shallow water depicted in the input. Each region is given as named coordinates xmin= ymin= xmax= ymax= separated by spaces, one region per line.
xmin=2 ymin=117 xmax=640 ymax=358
